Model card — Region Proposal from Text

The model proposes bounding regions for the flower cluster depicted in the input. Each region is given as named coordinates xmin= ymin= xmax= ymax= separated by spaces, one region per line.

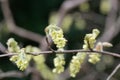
xmin=45 ymin=24 xmax=67 ymax=74
xmin=70 ymin=52 xmax=86 ymax=77
xmin=84 ymin=29 xmax=101 ymax=64
xmin=7 ymin=38 xmax=20 ymax=53
xmin=88 ymin=53 xmax=101 ymax=64
xmin=83 ymin=29 xmax=100 ymax=50
xmin=7 ymin=38 xmax=29 ymax=71
xmin=69 ymin=29 xmax=101 ymax=77
xmin=53 ymin=54 xmax=65 ymax=74
xmin=88 ymin=42 xmax=113 ymax=64
xmin=45 ymin=24 xmax=67 ymax=49
xmin=6 ymin=27 xmax=113 ymax=78
xmin=10 ymin=48 xmax=28 ymax=70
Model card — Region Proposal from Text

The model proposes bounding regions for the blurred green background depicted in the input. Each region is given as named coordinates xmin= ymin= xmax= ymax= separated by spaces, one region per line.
xmin=0 ymin=0 xmax=120 ymax=80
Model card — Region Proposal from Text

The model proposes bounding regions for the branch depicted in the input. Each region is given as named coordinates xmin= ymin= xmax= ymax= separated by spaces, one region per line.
xmin=98 ymin=0 xmax=120 ymax=42
xmin=0 ymin=49 xmax=120 ymax=58
xmin=45 ymin=37 xmax=55 ymax=52
xmin=106 ymin=63 xmax=120 ymax=80
xmin=0 ymin=53 xmax=17 ymax=57
xmin=0 ymin=42 xmax=7 ymax=53
xmin=0 ymin=71 xmax=24 ymax=79
xmin=0 ymin=67 xmax=40 ymax=79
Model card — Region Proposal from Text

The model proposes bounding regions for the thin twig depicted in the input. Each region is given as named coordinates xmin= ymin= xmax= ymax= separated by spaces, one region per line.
xmin=28 ymin=50 xmax=120 ymax=58
xmin=0 ymin=53 xmax=17 ymax=57
xmin=45 ymin=37 xmax=55 ymax=53
xmin=0 ymin=49 xmax=120 ymax=58
xmin=86 ymin=39 xmax=93 ymax=51
xmin=106 ymin=63 xmax=120 ymax=80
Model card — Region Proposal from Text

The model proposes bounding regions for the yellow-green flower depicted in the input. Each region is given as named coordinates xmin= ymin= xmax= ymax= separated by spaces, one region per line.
xmin=45 ymin=24 xmax=67 ymax=74
xmin=54 ymin=38 xmax=67 ymax=48
xmin=70 ymin=52 xmax=86 ymax=77
xmin=84 ymin=29 xmax=100 ymax=49
xmin=16 ymin=49 xmax=29 ymax=70
xmin=45 ymin=24 xmax=67 ymax=49
xmin=88 ymin=53 xmax=101 ymax=64
xmin=70 ymin=29 xmax=100 ymax=77
xmin=53 ymin=54 xmax=65 ymax=74
xmin=7 ymin=38 xmax=20 ymax=53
